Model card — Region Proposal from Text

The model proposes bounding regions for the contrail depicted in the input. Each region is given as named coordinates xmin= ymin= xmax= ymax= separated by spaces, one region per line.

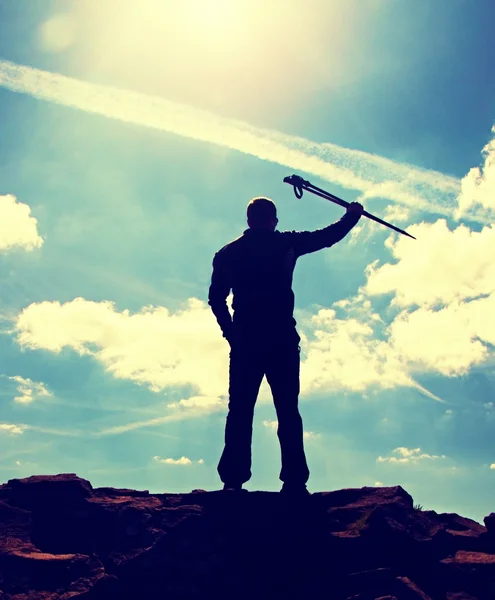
xmin=95 ymin=410 xmax=211 ymax=436
xmin=411 ymin=381 xmax=446 ymax=404
xmin=0 ymin=59 xmax=462 ymax=216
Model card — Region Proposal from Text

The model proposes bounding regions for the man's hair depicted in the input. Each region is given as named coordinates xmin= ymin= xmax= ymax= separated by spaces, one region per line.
xmin=246 ymin=197 xmax=277 ymax=225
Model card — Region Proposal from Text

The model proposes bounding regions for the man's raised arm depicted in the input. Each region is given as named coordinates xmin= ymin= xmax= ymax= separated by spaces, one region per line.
xmin=285 ymin=202 xmax=363 ymax=257
xmin=208 ymin=251 xmax=233 ymax=343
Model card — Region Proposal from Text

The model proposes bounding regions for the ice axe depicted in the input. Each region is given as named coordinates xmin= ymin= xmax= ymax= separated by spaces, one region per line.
xmin=283 ymin=174 xmax=416 ymax=240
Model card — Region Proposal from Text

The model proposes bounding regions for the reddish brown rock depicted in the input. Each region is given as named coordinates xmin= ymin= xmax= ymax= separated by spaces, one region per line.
xmin=0 ymin=474 xmax=494 ymax=599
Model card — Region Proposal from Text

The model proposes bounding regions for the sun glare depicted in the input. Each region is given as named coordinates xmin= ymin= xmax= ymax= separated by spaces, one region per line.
xmin=179 ymin=0 xmax=247 ymax=35
xmin=77 ymin=0 xmax=258 ymax=59
xmin=58 ymin=0 xmax=349 ymax=113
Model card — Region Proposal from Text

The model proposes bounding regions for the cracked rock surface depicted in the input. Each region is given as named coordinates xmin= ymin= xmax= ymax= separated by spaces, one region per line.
xmin=1 ymin=474 xmax=494 ymax=599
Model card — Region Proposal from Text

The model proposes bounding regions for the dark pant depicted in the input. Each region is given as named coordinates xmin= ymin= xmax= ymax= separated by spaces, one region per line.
xmin=218 ymin=332 xmax=310 ymax=486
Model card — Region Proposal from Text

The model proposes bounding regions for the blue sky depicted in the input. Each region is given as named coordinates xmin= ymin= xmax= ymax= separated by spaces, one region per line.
xmin=1 ymin=0 xmax=495 ymax=523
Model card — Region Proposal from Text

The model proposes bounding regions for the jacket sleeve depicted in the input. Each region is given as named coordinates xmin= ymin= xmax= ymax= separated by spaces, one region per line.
xmin=284 ymin=211 xmax=361 ymax=257
xmin=208 ymin=251 xmax=233 ymax=342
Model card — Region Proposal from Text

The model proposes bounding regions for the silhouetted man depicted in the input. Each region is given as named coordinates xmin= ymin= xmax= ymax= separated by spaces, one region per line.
xmin=208 ymin=196 xmax=363 ymax=496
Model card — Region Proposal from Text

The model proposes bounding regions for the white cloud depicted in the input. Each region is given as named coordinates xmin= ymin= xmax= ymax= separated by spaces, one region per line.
xmin=364 ymin=220 xmax=495 ymax=308
xmin=490 ymin=464 xmax=495 ymax=470
xmin=167 ymin=395 xmax=225 ymax=411
xmin=394 ymin=447 xmax=421 ymax=457
xmin=383 ymin=204 xmax=412 ymax=224
xmin=0 ymin=195 xmax=43 ymax=252
xmin=303 ymin=430 xmax=320 ymax=440
xmin=153 ymin=456 xmax=204 ymax=466
xmin=358 ymin=182 xmax=430 ymax=213
xmin=377 ymin=447 xmax=446 ymax=464
xmin=456 ymin=126 xmax=495 ymax=218
xmin=348 ymin=201 xmax=412 ymax=245
xmin=332 ymin=133 xmax=495 ymax=385
xmin=262 ymin=419 xmax=320 ymax=440
xmin=387 ymin=302 xmax=490 ymax=376
xmin=0 ymin=423 xmax=25 ymax=435
xmin=357 ymin=213 xmax=495 ymax=378
xmin=300 ymin=308 xmax=413 ymax=394
xmin=7 ymin=375 xmax=51 ymax=404
xmin=11 ymin=296 xmax=448 ymax=403
xmin=13 ymin=297 xmax=229 ymax=397
xmin=348 ymin=218 xmax=382 ymax=246
xmin=0 ymin=59 xmax=463 ymax=220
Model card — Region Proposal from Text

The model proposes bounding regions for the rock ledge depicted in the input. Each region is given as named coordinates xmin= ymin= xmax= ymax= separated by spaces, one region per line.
xmin=0 ymin=474 xmax=494 ymax=599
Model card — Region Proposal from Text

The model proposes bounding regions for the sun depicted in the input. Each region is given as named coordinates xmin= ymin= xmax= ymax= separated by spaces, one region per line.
xmin=92 ymin=0 xmax=255 ymax=55
xmin=177 ymin=0 xmax=249 ymax=36
xmin=69 ymin=0 xmax=259 ymax=69
xmin=51 ymin=0 xmax=347 ymax=115
xmin=64 ymin=0 xmax=271 ymax=94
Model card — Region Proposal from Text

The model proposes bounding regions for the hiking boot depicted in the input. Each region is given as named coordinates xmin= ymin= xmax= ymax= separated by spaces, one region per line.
xmin=280 ymin=483 xmax=311 ymax=498
xmin=222 ymin=483 xmax=245 ymax=492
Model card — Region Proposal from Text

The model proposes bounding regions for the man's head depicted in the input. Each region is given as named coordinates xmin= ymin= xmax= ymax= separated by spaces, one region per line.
xmin=247 ymin=197 xmax=278 ymax=231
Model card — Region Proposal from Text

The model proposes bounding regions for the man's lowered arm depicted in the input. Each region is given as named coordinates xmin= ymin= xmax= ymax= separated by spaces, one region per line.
xmin=208 ymin=252 xmax=233 ymax=343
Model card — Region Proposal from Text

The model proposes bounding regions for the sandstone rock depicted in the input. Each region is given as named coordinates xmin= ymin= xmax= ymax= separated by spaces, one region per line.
xmin=93 ymin=487 xmax=149 ymax=498
xmin=2 ymin=474 xmax=92 ymax=512
xmin=0 ymin=475 xmax=494 ymax=599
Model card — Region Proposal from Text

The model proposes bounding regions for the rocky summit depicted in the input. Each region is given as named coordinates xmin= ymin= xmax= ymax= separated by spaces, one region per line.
xmin=1 ymin=474 xmax=495 ymax=599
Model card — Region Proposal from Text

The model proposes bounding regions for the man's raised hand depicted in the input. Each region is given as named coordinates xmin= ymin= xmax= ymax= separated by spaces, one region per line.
xmin=346 ymin=201 xmax=364 ymax=216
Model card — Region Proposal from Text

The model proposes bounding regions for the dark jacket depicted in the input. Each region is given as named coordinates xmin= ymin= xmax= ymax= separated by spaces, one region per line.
xmin=208 ymin=211 xmax=361 ymax=341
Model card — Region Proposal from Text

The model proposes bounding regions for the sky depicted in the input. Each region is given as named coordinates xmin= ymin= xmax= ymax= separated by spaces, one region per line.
xmin=0 ymin=0 xmax=495 ymax=524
